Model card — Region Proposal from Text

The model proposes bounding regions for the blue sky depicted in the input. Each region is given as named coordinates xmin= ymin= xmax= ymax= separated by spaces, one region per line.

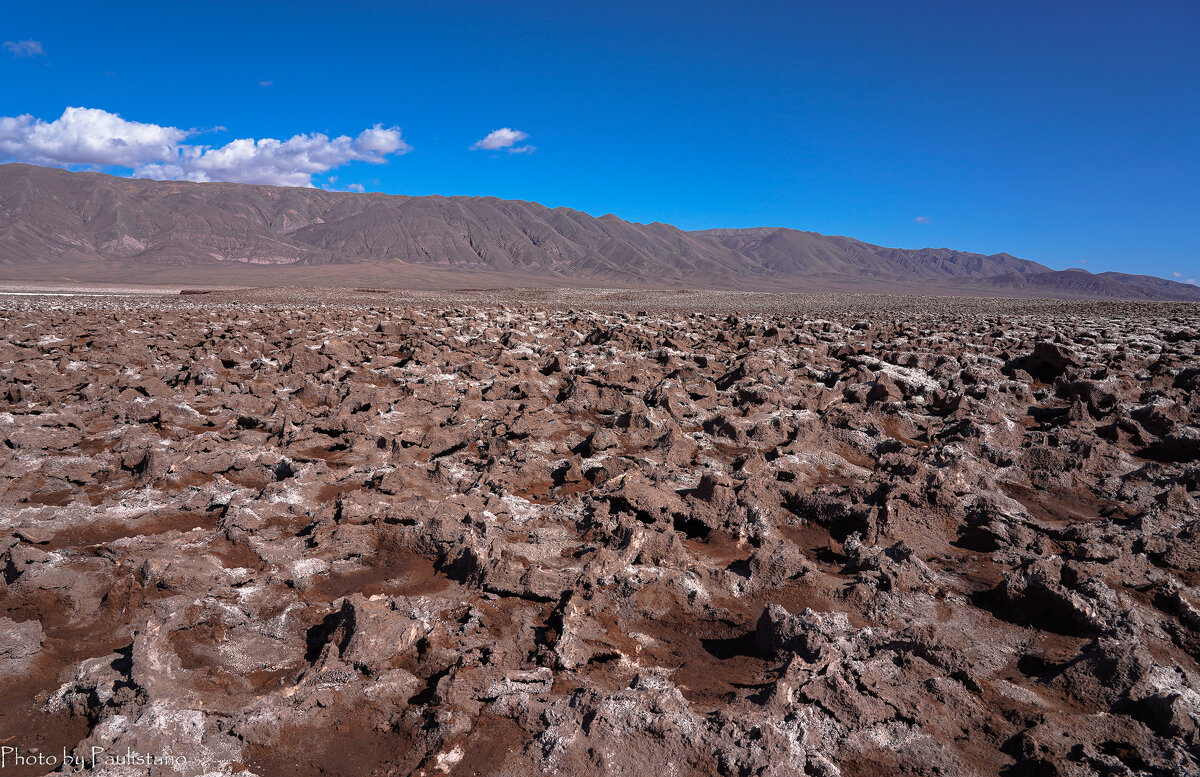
xmin=2 ymin=0 xmax=1197 ymax=280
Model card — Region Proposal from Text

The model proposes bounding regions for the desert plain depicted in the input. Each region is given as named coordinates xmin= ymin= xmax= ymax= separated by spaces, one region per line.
xmin=0 ymin=287 xmax=1198 ymax=776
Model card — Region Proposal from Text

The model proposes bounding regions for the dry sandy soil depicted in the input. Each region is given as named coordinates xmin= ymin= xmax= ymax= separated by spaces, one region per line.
xmin=1 ymin=288 xmax=1198 ymax=776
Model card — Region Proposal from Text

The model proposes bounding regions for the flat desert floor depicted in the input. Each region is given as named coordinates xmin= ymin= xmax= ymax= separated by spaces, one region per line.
xmin=1 ymin=288 xmax=1198 ymax=776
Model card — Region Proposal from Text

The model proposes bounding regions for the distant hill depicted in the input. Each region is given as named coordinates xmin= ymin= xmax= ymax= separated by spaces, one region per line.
xmin=1 ymin=163 xmax=1196 ymax=300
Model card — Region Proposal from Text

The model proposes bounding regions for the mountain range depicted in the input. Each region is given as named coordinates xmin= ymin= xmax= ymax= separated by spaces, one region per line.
xmin=0 ymin=163 xmax=1196 ymax=300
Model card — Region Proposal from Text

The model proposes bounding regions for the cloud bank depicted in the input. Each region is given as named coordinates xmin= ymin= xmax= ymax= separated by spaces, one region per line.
xmin=471 ymin=127 xmax=535 ymax=154
xmin=3 ymin=40 xmax=44 ymax=57
xmin=0 ymin=107 xmax=410 ymax=187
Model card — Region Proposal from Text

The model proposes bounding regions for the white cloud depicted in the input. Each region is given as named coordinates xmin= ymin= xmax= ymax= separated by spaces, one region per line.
xmin=1189 ymin=279 xmax=1198 ymax=286
xmin=913 ymin=216 xmax=931 ymax=224
xmin=137 ymin=129 xmax=410 ymax=187
xmin=3 ymin=40 xmax=43 ymax=57
xmin=0 ymin=107 xmax=188 ymax=168
xmin=1173 ymin=271 xmax=1183 ymax=277
xmin=0 ymin=107 xmax=411 ymax=187
xmin=471 ymin=127 xmax=533 ymax=153
xmin=259 ymin=80 xmax=274 ymax=87
xmin=321 ymin=178 xmax=365 ymax=193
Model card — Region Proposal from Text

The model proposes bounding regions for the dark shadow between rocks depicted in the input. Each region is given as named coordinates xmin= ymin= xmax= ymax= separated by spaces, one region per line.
xmin=701 ymin=630 xmax=759 ymax=660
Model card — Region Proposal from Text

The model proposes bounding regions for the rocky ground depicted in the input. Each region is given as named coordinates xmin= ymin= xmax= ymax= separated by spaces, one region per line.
xmin=1 ymin=288 xmax=1198 ymax=776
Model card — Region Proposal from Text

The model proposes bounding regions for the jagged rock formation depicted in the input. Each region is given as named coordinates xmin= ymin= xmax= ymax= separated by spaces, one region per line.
xmin=0 ymin=288 xmax=1198 ymax=776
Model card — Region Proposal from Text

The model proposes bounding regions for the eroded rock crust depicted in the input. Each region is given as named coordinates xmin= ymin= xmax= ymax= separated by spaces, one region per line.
xmin=1 ymin=289 xmax=1198 ymax=776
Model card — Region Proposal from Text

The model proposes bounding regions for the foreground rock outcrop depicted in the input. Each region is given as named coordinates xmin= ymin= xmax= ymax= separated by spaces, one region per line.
xmin=0 ymin=288 xmax=1198 ymax=776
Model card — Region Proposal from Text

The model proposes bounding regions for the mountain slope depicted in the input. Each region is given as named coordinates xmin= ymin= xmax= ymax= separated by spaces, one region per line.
xmin=694 ymin=227 xmax=1050 ymax=279
xmin=0 ymin=163 xmax=1196 ymax=300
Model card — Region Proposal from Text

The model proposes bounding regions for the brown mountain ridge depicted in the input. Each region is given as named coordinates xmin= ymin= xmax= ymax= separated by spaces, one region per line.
xmin=1 ymin=163 xmax=1196 ymax=300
